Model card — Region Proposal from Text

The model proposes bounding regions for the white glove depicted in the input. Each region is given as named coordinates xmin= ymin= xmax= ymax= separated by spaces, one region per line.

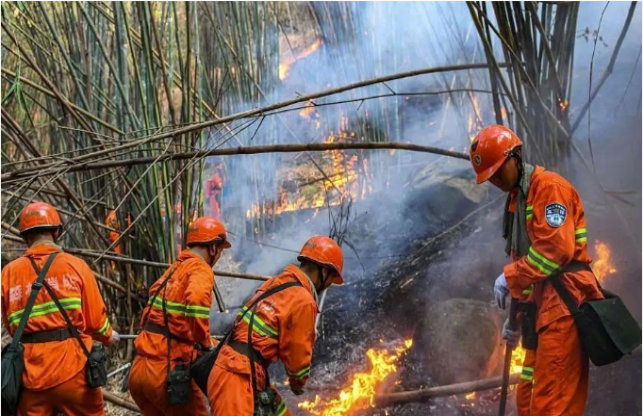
xmin=494 ymin=272 xmax=510 ymax=310
xmin=502 ymin=318 xmax=521 ymax=349
xmin=110 ymin=330 xmax=120 ymax=346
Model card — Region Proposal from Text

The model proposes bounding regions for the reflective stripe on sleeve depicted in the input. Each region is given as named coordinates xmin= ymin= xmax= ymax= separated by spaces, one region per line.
xmin=527 ymin=246 xmax=560 ymax=276
xmin=575 ymin=228 xmax=587 ymax=243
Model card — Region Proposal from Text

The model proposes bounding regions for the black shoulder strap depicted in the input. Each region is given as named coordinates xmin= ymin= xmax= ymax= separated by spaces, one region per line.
xmin=142 ymin=266 xmax=177 ymax=326
xmin=240 ymin=280 xmax=303 ymax=396
xmin=29 ymin=256 xmax=91 ymax=358
xmin=9 ymin=253 xmax=59 ymax=349
xmin=548 ymin=260 xmax=594 ymax=316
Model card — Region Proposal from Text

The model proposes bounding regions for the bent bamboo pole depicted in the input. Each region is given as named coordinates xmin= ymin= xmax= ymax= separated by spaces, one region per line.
xmin=374 ymin=374 xmax=520 ymax=408
xmin=102 ymin=390 xmax=140 ymax=413
xmin=2 ymin=142 xmax=470 ymax=181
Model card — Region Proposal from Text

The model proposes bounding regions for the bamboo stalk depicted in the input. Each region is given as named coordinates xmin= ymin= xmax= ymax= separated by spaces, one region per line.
xmin=374 ymin=374 xmax=520 ymax=408
xmin=2 ymin=142 xmax=469 ymax=180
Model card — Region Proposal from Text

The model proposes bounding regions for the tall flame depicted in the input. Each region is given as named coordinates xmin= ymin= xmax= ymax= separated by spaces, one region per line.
xmin=299 ymin=340 xmax=412 ymax=416
xmin=593 ymin=240 xmax=616 ymax=284
xmin=510 ymin=346 xmax=526 ymax=375
xmin=279 ymin=39 xmax=322 ymax=80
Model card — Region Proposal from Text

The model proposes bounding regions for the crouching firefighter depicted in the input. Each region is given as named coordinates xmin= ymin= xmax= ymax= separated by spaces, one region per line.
xmin=128 ymin=217 xmax=231 ymax=416
xmin=1 ymin=202 xmax=118 ymax=416
xmin=470 ymin=125 xmax=604 ymax=416
xmin=207 ymin=236 xmax=344 ymax=416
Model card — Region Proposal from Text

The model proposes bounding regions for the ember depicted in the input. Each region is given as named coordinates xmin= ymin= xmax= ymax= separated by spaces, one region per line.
xmin=298 ymin=339 xmax=412 ymax=415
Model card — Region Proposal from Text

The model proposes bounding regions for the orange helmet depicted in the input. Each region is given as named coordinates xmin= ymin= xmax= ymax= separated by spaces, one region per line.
xmin=298 ymin=236 xmax=344 ymax=285
xmin=19 ymin=202 xmax=62 ymax=234
xmin=470 ymin=125 xmax=523 ymax=184
xmin=186 ymin=217 xmax=231 ymax=248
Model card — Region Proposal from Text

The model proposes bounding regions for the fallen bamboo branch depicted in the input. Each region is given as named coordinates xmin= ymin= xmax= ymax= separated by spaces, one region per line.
xmin=0 ymin=222 xmax=269 ymax=281
xmin=102 ymin=390 xmax=140 ymax=413
xmin=374 ymin=374 xmax=520 ymax=408
xmin=2 ymin=142 xmax=470 ymax=180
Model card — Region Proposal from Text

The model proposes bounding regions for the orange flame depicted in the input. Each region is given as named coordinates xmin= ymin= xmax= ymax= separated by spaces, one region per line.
xmin=593 ymin=240 xmax=616 ymax=284
xmin=559 ymin=99 xmax=569 ymax=112
xmin=279 ymin=39 xmax=322 ymax=81
xmin=510 ymin=346 xmax=526 ymax=375
xmin=298 ymin=340 xmax=412 ymax=415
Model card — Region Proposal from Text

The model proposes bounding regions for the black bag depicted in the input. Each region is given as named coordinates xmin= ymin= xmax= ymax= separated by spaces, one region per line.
xmin=519 ymin=302 xmax=538 ymax=351
xmin=190 ymin=281 xmax=302 ymax=395
xmin=550 ymin=270 xmax=642 ymax=366
xmin=28 ymin=257 xmax=108 ymax=388
xmin=1 ymin=253 xmax=58 ymax=415
xmin=167 ymin=363 xmax=192 ymax=406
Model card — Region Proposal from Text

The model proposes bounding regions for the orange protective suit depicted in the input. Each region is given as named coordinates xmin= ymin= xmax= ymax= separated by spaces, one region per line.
xmin=208 ymin=264 xmax=319 ymax=416
xmin=504 ymin=166 xmax=603 ymax=416
xmin=516 ymin=348 xmax=536 ymax=415
xmin=129 ymin=249 xmax=214 ymax=416
xmin=1 ymin=241 xmax=113 ymax=416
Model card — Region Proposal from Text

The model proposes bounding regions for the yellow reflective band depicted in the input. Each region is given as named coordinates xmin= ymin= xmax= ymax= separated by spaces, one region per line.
xmin=8 ymin=297 xmax=82 ymax=327
xmin=149 ymin=298 xmax=210 ymax=319
xmin=575 ymin=228 xmax=587 ymax=243
xmin=527 ymin=247 xmax=559 ymax=275
xmin=521 ymin=374 xmax=534 ymax=381
xmin=239 ymin=307 xmax=279 ymax=338
xmin=522 ymin=285 xmax=534 ymax=295
xmin=287 ymin=365 xmax=311 ymax=380
xmin=526 ymin=205 xmax=534 ymax=220
xmin=275 ymin=401 xmax=287 ymax=416
xmin=97 ymin=319 xmax=111 ymax=335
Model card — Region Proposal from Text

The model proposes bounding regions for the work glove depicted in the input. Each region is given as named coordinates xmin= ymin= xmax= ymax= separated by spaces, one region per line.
xmin=289 ymin=378 xmax=305 ymax=396
xmin=494 ymin=272 xmax=510 ymax=310
xmin=291 ymin=386 xmax=305 ymax=396
xmin=502 ymin=318 xmax=521 ymax=349
xmin=110 ymin=330 xmax=120 ymax=346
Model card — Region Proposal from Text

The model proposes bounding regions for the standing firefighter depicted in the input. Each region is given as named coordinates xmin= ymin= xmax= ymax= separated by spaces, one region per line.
xmin=128 ymin=217 xmax=231 ymax=416
xmin=1 ymin=202 xmax=118 ymax=416
xmin=470 ymin=125 xmax=603 ymax=416
xmin=207 ymin=236 xmax=344 ymax=416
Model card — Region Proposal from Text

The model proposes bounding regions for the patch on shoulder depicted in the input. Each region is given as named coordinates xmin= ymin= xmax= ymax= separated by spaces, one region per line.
xmin=545 ymin=203 xmax=567 ymax=227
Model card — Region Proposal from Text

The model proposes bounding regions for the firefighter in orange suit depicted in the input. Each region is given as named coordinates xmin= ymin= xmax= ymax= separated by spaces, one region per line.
xmin=207 ymin=236 xmax=344 ymax=416
xmin=470 ymin=125 xmax=603 ymax=416
xmin=105 ymin=210 xmax=122 ymax=254
xmin=1 ymin=202 xmax=118 ymax=416
xmin=205 ymin=164 xmax=225 ymax=220
xmin=129 ymin=217 xmax=231 ymax=416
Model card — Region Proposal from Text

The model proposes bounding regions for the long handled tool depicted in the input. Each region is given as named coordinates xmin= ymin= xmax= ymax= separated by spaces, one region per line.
xmin=498 ymin=297 xmax=518 ymax=416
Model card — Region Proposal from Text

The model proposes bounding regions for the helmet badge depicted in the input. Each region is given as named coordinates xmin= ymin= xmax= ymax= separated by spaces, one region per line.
xmin=473 ymin=154 xmax=482 ymax=166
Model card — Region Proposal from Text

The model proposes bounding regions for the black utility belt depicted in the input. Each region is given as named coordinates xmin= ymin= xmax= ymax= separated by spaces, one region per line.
xmin=21 ymin=328 xmax=74 ymax=343
xmin=229 ymin=339 xmax=271 ymax=369
xmin=144 ymin=322 xmax=192 ymax=344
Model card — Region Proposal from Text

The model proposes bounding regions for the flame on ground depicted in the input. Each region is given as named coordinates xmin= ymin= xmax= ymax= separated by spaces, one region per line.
xmin=280 ymin=39 xmax=322 ymax=80
xmin=593 ymin=240 xmax=616 ymax=284
xmin=298 ymin=339 xmax=412 ymax=416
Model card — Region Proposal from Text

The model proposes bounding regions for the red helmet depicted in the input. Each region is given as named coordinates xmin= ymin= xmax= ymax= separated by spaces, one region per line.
xmin=19 ymin=202 xmax=62 ymax=234
xmin=470 ymin=125 xmax=523 ymax=184
xmin=186 ymin=217 xmax=231 ymax=248
xmin=298 ymin=236 xmax=344 ymax=285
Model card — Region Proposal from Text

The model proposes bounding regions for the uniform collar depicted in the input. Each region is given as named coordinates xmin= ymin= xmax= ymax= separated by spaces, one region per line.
xmin=24 ymin=240 xmax=63 ymax=257
xmin=178 ymin=248 xmax=209 ymax=266
xmin=283 ymin=264 xmax=320 ymax=307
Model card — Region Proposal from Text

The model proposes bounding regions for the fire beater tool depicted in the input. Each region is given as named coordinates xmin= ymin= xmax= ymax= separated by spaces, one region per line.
xmin=498 ymin=297 xmax=518 ymax=416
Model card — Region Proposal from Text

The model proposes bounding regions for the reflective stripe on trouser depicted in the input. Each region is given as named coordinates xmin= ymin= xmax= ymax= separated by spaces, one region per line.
xmin=516 ymin=349 xmax=537 ymax=416
xmin=18 ymin=367 xmax=104 ymax=416
xmin=531 ymin=316 xmax=589 ymax=416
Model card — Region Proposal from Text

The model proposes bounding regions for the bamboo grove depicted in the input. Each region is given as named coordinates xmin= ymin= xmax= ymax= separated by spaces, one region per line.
xmin=1 ymin=1 xmax=637 ymax=356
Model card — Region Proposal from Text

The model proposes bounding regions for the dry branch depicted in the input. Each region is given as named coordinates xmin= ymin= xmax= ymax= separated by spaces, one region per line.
xmin=374 ymin=374 xmax=520 ymax=407
xmin=102 ymin=390 xmax=140 ymax=413
xmin=2 ymin=142 xmax=470 ymax=180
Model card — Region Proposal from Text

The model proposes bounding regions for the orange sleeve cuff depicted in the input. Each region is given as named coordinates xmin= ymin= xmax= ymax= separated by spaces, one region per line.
xmin=504 ymin=262 xmax=525 ymax=299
